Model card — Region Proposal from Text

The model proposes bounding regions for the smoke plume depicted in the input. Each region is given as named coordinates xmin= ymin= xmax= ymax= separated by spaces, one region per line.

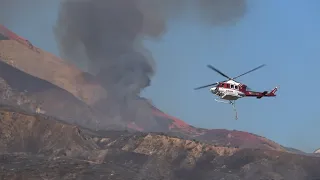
xmin=53 ymin=0 xmax=246 ymax=129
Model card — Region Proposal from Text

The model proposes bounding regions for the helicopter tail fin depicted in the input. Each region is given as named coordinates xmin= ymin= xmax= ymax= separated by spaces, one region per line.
xmin=270 ymin=86 xmax=278 ymax=94
xmin=267 ymin=86 xmax=278 ymax=96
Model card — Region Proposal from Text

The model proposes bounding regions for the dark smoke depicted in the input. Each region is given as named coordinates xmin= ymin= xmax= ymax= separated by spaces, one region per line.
xmin=195 ymin=0 xmax=247 ymax=25
xmin=53 ymin=0 xmax=246 ymax=129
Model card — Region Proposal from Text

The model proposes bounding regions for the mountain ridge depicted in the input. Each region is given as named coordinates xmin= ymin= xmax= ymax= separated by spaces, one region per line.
xmin=0 ymin=104 xmax=320 ymax=179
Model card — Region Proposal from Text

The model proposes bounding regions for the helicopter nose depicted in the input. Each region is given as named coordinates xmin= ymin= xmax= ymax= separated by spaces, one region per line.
xmin=210 ymin=87 xmax=216 ymax=93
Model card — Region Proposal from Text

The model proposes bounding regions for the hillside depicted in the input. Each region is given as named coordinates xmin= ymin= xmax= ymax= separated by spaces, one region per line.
xmin=1 ymin=105 xmax=320 ymax=180
xmin=0 ymin=25 xmax=290 ymax=153
xmin=0 ymin=24 xmax=107 ymax=106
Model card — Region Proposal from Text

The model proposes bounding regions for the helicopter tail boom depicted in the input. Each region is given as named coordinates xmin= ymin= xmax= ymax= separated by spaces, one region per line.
xmin=256 ymin=87 xmax=278 ymax=99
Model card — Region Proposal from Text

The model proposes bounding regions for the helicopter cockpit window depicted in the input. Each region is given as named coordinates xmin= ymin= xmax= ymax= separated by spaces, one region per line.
xmin=231 ymin=85 xmax=234 ymax=89
xmin=235 ymin=86 xmax=238 ymax=89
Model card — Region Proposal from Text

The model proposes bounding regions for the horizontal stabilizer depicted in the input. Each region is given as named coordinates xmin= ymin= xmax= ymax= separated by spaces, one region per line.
xmin=256 ymin=91 xmax=268 ymax=99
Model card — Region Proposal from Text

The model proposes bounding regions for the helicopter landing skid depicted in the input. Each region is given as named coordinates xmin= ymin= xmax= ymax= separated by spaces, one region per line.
xmin=214 ymin=99 xmax=229 ymax=104
xmin=214 ymin=99 xmax=238 ymax=120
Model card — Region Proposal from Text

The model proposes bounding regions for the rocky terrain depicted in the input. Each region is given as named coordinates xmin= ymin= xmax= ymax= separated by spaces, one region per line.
xmin=0 ymin=105 xmax=320 ymax=180
xmin=1 ymin=25 xmax=320 ymax=179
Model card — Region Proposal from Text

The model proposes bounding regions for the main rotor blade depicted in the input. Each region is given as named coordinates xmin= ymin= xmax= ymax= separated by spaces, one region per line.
xmin=194 ymin=82 xmax=218 ymax=90
xmin=233 ymin=64 xmax=266 ymax=80
xmin=207 ymin=65 xmax=232 ymax=80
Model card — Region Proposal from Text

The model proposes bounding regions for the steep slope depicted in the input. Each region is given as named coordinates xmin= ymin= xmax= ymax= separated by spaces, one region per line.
xmin=0 ymin=105 xmax=320 ymax=180
xmin=0 ymin=60 xmax=101 ymax=129
xmin=0 ymin=24 xmax=287 ymax=152
xmin=0 ymin=24 xmax=107 ymax=106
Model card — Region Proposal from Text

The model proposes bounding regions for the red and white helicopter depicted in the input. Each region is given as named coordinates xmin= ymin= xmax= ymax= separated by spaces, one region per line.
xmin=194 ymin=64 xmax=278 ymax=120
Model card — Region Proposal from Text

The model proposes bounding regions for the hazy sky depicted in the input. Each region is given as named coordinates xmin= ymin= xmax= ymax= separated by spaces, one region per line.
xmin=2 ymin=0 xmax=320 ymax=152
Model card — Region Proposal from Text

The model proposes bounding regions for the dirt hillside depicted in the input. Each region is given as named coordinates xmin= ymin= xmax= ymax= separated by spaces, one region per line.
xmin=0 ymin=105 xmax=320 ymax=180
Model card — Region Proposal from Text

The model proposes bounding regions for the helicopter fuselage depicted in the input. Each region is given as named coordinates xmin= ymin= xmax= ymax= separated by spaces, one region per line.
xmin=210 ymin=87 xmax=245 ymax=100
xmin=209 ymin=80 xmax=245 ymax=100
xmin=208 ymin=79 xmax=277 ymax=101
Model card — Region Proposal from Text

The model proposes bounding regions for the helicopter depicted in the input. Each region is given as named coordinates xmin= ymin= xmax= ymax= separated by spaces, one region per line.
xmin=194 ymin=64 xmax=278 ymax=120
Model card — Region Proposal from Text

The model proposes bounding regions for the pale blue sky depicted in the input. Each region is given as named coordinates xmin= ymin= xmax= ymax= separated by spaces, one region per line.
xmin=2 ymin=0 xmax=320 ymax=152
